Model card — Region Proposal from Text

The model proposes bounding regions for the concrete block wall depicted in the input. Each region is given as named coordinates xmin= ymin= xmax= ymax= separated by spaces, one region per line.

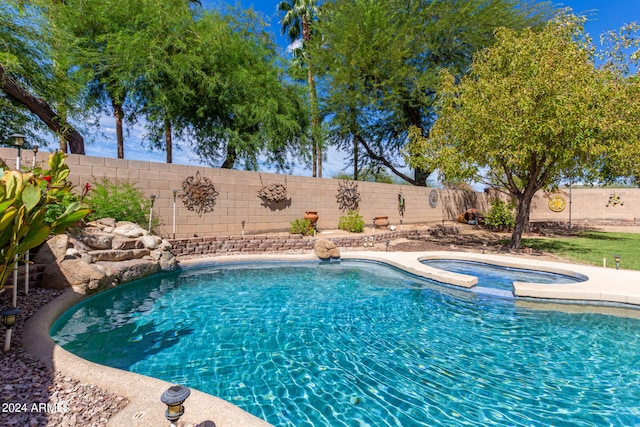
xmin=1 ymin=148 xmax=639 ymax=241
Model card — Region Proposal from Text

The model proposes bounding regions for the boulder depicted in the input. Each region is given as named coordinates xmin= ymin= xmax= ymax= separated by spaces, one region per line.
xmin=140 ymin=235 xmax=160 ymax=249
xmin=41 ymin=258 xmax=117 ymax=294
xmin=33 ymin=218 xmax=180 ymax=294
xmin=111 ymin=237 xmax=143 ymax=250
xmin=113 ymin=222 xmax=147 ymax=238
xmin=78 ymin=230 xmax=114 ymax=250
xmin=33 ymin=234 xmax=69 ymax=264
xmin=314 ymin=239 xmax=340 ymax=260
xmin=97 ymin=259 xmax=161 ymax=284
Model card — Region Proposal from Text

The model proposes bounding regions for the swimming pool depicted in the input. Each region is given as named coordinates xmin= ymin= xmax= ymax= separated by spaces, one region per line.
xmin=421 ymin=259 xmax=584 ymax=291
xmin=51 ymin=260 xmax=640 ymax=426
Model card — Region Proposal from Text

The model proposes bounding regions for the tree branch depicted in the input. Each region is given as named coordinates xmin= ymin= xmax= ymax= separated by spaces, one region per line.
xmin=355 ymin=134 xmax=418 ymax=185
xmin=0 ymin=63 xmax=85 ymax=154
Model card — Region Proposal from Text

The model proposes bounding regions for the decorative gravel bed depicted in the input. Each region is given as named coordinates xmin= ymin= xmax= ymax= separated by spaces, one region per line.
xmin=0 ymin=287 xmax=128 ymax=427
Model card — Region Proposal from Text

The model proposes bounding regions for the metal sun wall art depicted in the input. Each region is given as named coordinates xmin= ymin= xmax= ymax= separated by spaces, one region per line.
xmin=179 ymin=171 xmax=219 ymax=217
xmin=429 ymin=189 xmax=438 ymax=209
xmin=606 ymin=191 xmax=624 ymax=207
xmin=548 ymin=194 xmax=566 ymax=212
xmin=336 ymin=180 xmax=361 ymax=212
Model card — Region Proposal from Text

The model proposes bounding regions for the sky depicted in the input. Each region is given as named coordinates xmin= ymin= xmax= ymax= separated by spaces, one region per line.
xmin=83 ymin=0 xmax=640 ymax=179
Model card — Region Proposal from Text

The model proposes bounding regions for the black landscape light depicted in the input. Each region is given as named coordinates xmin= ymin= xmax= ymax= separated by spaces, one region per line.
xmin=614 ymin=254 xmax=621 ymax=270
xmin=11 ymin=133 xmax=25 ymax=170
xmin=1 ymin=307 xmax=20 ymax=352
xmin=161 ymin=384 xmax=191 ymax=425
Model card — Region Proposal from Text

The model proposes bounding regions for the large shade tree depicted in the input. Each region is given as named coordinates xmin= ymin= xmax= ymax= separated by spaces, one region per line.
xmin=278 ymin=0 xmax=322 ymax=177
xmin=150 ymin=9 xmax=309 ymax=170
xmin=406 ymin=13 xmax=620 ymax=249
xmin=313 ymin=0 xmax=552 ymax=185
xmin=1 ymin=1 xmax=86 ymax=153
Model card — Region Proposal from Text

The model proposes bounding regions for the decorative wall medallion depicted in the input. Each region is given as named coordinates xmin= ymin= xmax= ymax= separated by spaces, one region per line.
xmin=179 ymin=171 xmax=219 ymax=216
xmin=606 ymin=191 xmax=624 ymax=207
xmin=257 ymin=183 xmax=288 ymax=203
xmin=336 ymin=180 xmax=361 ymax=212
xmin=548 ymin=195 xmax=566 ymax=212
xmin=429 ymin=190 xmax=438 ymax=208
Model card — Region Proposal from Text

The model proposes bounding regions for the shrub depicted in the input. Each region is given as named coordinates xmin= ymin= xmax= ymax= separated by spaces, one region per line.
xmin=290 ymin=218 xmax=314 ymax=236
xmin=484 ymin=198 xmax=516 ymax=229
xmin=84 ymin=178 xmax=157 ymax=229
xmin=338 ymin=210 xmax=365 ymax=233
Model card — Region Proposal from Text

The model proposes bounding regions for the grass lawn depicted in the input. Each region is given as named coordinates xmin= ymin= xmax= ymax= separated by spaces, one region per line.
xmin=519 ymin=231 xmax=640 ymax=271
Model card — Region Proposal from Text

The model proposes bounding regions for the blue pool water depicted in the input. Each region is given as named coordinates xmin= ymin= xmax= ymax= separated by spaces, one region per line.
xmin=421 ymin=259 xmax=584 ymax=291
xmin=51 ymin=260 xmax=640 ymax=426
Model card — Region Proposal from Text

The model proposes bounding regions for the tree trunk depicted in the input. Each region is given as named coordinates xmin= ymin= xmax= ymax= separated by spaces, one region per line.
xmin=353 ymin=134 xmax=359 ymax=180
xmin=0 ymin=63 xmax=85 ymax=154
xmin=308 ymin=62 xmax=320 ymax=178
xmin=222 ymin=144 xmax=236 ymax=169
xmin=113 ymin=100 xmax=125 ymax=159
xmin=164 ymin=117 xmax=173 ymax=164
xmin=413 ymin=168 xmax=430 ymax=187
xmin=509 ymin=189 xmax=536 ymax=249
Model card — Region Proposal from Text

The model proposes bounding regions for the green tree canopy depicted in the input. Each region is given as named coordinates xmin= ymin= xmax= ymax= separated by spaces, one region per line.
xmin=1 ymin=0 xmax=86 ymax=153
xmin=407 ymin=13 xmax=617 ymax=249
xmin=313 ymin=0 xmax=553 ymax=185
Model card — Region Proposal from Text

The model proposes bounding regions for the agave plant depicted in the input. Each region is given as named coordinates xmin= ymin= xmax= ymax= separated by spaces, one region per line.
xmin=0 ymin=151 xmax=92 ymax=290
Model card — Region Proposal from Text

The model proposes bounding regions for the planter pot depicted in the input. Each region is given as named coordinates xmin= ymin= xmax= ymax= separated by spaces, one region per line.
xmin=374 ymin=216 xmax=390 ymax=229
xmin=304 ymin=211 xmax=319 ymax=225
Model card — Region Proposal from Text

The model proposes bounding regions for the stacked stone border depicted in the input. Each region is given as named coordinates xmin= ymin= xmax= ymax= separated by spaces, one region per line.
xmin=169 ymin=227 xmax=457 ymax=258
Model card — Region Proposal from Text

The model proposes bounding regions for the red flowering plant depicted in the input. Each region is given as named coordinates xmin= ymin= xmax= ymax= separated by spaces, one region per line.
xmin=0 ymin=151 xmax=92 ymax=290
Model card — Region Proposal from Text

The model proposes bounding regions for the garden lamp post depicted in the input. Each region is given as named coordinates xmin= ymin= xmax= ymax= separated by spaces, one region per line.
xmin=1 ymin=307 xmax=20 ymax=352
xmin=148 ymin=195 xmax=156 ymax=233
xmin=160 ymin=384 xmax=191 ymax=426
xmin=614 ymin=254 xmax=621 ymax=270
xmin=11 ymin=133 xmax=25 ymax=170
xmin=32 ymin=145 xmax=39 ymax=168
xmin=172 ymin=190 xmax=177 ymax=239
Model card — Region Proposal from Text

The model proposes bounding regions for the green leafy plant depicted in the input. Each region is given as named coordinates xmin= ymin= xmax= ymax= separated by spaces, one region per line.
xmin=290 ymin=218 xmax=314 ymax=236
xmin=338 ymin=210 xmax=365 ymax=233
xmin=484 ymin=198 xmax=516 ymax=230
xmin=85 ymin=178 xmax=156 ymax=229
xmin=0 ymin=152 xmax=92 ymax=290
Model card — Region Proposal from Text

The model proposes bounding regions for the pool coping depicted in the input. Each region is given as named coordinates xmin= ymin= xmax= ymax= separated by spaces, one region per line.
xmin=23 ymin=251 xmax=640 ymax=426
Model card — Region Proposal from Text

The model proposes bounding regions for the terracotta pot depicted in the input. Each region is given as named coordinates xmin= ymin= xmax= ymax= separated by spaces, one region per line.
xmin=304 ymin=211 xmax=319 ymax=225
xmin=374 ymin=216 xmax=389 ymax=229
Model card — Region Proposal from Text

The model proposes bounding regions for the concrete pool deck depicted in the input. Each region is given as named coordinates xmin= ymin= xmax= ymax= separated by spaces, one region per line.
xmin=23 ymin=251 xmax=640 ymax=426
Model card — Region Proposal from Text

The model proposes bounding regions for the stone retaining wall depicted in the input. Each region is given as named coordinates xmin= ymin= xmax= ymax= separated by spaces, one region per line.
xmin=169 ymin=227 xmax=457 ymax=257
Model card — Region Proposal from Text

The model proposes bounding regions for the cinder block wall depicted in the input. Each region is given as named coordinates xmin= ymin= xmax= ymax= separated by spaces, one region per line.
xmin=1 ymin=148 xmax=638 ymax=239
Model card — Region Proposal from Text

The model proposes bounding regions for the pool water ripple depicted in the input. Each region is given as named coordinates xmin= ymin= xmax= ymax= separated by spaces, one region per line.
xmin=51 ymin=260 xmax=640 ymax=426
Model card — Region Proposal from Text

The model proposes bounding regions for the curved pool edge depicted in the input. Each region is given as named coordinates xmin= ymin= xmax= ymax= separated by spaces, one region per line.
xmin=342 ymin=251 xmax=640 ymax=308
xmin=23 ymin=251 xmax=640 ymax=426
xmin=23 ymin=289 xmax=273 ymax=427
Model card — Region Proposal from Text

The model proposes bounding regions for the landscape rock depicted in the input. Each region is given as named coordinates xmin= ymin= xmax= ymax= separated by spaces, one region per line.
xmin=34 ymin=218 xmax=179 ymax=294
xmin=78 ymin=230 xmax=114 ymax=250
xmin=112 ymin=222 xmax=146 ymax=238
xmin=33 ymin=234 xmax=68 ymax=264
xmin=314 ymin=239 xmax=341 ymax=260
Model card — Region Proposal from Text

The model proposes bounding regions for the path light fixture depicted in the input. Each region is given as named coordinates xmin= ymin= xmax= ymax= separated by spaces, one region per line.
xmin=160 ymin=384 xmax=191 ymax=426
xmin=385 ymin=239 xmax=390 ymax=251
xmin=1 ymin=307 xmax=20 ymax=352
xmin=11 ymin=133 xmax=25 ymax=170
xmin=148 ymin=194 xmax=156 ymax=233
xmin=172 ymin=190 xmax=178 ymax=239
xmin=614 ymin=254 xmax=621 ymax=270
xmin=32 ymin=145 xmax=39 ymax=168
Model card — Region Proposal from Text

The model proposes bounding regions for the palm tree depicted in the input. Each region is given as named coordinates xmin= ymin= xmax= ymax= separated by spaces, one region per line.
xmin=277 ymin=0 xmax=322 ymax=178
